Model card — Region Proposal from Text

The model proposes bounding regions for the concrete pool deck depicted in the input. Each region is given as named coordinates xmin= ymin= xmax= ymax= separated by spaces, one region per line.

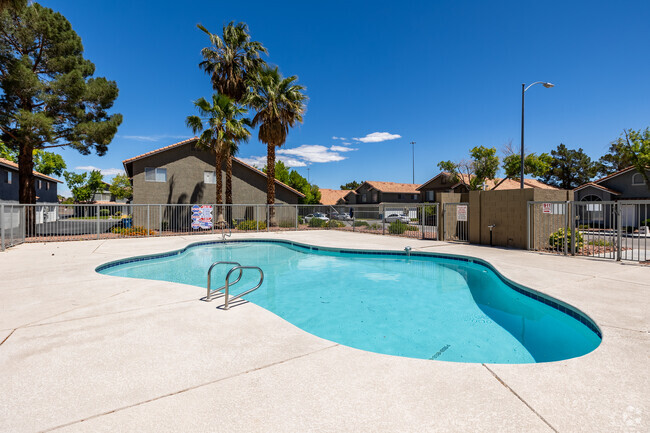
xmin=0 ymin=231 xmax=647 ymax=433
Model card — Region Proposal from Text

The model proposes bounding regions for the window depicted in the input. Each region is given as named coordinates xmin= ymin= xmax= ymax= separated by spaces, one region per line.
xmin=46 ymin=182 xmax=50 ymax=190
xmin=412 ymin=194 xmax=418 ymax=200
xmin=6 ymin=171 xmax=11 ymax=184
xmin=397 ymin=193 xmax=403 ymax=200
xmin=632 ymin=173 xmax=644 ymax=185
xmin=37 ymin=180 xmax=42 ymax=189
xmin=426 ymin=190 xmax=434 ymax=201
xmin=145 ymin=167 xmax=167 ymax=182
xmin=372 ymin=192 xmax=378 ymax=202
xmin=361 ymin=194 xmax=367 ymax=203
xmin=204 ymin=171 xmax=217 ymax=184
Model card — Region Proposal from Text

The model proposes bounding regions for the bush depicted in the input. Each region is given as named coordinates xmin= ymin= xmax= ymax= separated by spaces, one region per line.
xmin=308 ymin=217 xmax=327 ymax=228
xmin=236 ymin=220 xmax=266 ymax=231
xmin=278 ymin=220 xmax=295 ymax=228
xmin=113 ymin=211 xmax=122 ymax=217
xmin=353 ymin=220 xmax=369 ymax=227
xmin=99 ymin=209 xmax=110 ymax=217
xmin=642 ymin=218 xmax=650 ymax=227
xmin=368 ymin=223 xmax=382 ymax=230
xmin=298 ymin=216 xmax=305 ymax=224
xmin=328 ymin=220 xmax=345 ymax=228
xmin=578 ymin=224 xmax=590 ymax=230
xmin=588 ymin=239 xmax=612 ymax=247
xmin=111 ymin=226 xmax=155 ymax=236
xmin=549 ymin=228 xmax=584 ymax=250
xmin=388 ymin=221 xmax=413 ymax=234
xmin=161 ymin=221 xmax=169 ymax=231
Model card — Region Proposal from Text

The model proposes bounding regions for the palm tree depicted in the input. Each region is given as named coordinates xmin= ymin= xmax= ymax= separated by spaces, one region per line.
xmin=245 ymin=66 xmax=307 ymax=224
xmin=186 ymin=94 xmax=249 ymax=220
xmin=198 ymin=21 xmax=267 ymax=102
xmin=225 ymin=119 xmax=251 ymax=206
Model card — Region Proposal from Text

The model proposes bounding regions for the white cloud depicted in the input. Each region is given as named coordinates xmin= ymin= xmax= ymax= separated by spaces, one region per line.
xmin=353 ymin=132 xmax=401 ymax=143
xmin=238 ymin=155 xmax=307 ymax=168
xmin=120 ymin=134 xmax=190 ymax=142
xmin=278 ymin=145 xmax=346 ymax=163
xmin=75 ymin=166 xmax=125 ymax=176
xmin=332 ymin=136 xmax=346 ymax=140
xmin=342 ymin=142 xmax=352 ymax=145
xmin=330 ymin=145 xmax=357 ymax=152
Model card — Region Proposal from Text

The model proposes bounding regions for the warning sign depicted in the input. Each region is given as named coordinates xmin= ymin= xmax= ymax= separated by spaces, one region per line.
xmin=456 ymin=205 xmax=468 ymax=221
xmin=542 ymin=203 xmax=552 ymax=214
xmin=191 ymin=205 xmax=213 ymax=230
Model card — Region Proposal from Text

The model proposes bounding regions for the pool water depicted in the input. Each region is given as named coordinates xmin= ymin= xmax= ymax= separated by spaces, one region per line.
xmin=97 ymin=241 xmax=601 ymax=364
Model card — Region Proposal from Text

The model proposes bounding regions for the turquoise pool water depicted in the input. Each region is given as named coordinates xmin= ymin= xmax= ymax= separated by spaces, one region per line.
xmin=97 ymin=241 xmax=601 ymax=363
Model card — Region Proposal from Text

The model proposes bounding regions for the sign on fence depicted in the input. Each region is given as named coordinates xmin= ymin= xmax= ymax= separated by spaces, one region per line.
xmin=542 ymin=203 xmax=552 ymax=214
xmin=456 ymin=205 xmax=468 ymax=221
xmin=191 ymin=205 xmax=213 ymax=230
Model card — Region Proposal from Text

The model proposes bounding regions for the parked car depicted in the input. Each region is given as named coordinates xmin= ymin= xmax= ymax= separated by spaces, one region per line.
xmin=334 ymin=212 xmax=352 ymax=221
xmin=385 ymin=213 xmax=410 ymax=224
xmin=304 ymin=212 xmax=330 ymax=223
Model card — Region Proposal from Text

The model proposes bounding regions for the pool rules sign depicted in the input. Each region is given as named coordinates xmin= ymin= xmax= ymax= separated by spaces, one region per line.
xmin=456 ymin=205 xmax=468 ymax=221
xmin=191 ymin=205 xmax=213 ymax=230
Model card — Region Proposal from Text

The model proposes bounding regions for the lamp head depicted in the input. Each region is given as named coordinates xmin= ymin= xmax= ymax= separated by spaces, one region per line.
xmin=543 ymin=82 xmax=555 ymax=88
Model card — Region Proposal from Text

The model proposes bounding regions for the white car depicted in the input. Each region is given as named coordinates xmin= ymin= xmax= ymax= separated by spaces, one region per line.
xmin=335 ymin=212 xmax=352 ymax=221
xmin=304 ymin=212 xmax=330 ymax=223
xmin=385 ymin=213 xmax=410 ymax=224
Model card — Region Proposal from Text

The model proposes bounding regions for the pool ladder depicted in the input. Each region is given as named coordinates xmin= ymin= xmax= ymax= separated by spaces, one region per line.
xmin=205 ymin=261 xmax=264 ymax=310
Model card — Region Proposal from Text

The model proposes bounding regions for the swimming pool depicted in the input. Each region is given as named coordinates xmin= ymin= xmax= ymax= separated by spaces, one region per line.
xmin=97 ymin=240 xmax=601 ymax=364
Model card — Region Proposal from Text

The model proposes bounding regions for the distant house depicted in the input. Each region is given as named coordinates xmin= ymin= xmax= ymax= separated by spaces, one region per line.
xmin=0 ymin=157 xmax=62 ymax=223
xmin=92 ymin=181 xmax=129 ymax=204
xmin=318 ymin=189 xmax=350 ymax=206
xmin=346 ymin=181 xmax=421 ymax=204
xmin=122 ymin=137 xmax=304 ymax=205
xmin=417 ymin=172 xmax=557 ymax=202
xmin=574 ymin=166 xmax=649 ymax=228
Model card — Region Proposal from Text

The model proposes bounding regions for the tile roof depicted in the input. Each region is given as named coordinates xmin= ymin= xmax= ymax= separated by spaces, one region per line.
xmin=573 ymin=182 xmax=621 ymax=195
xmin=418 ymin=171 xmax=557 ymax=191
xmin=587 ymin=166 xmax=637 ymax=185
xmin=0 ymin=157 xmax=62 ymax=183
xmin=122 ymin=138 xmax=304 ymax=198
xmin=318 ymin=189 xmax=350 ymax=205
xmin=361 ymin=181 xmax=421 ymax=194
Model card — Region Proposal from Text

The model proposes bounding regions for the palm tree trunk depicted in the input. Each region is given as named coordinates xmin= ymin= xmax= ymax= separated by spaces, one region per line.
xmin=225 ymin=152 xmax=233 ymax=226
xmin=267 ymin=142 xmax=276 ymax=226
xmin=215 ymin=150 xmax=223 ymax=220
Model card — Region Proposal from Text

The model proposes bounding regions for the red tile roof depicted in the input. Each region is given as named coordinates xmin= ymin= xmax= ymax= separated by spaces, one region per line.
xmin=418 ymin=172 xmax=557 ymax=191
xmin=122 ymin=138 xmax=304 ymax=198
xmin=0 ymin=157 xmax=62 ymax=183
xmin=360 ymin=181 xmax=421 ymax=194
xmin=318 ymin=189 xmax=350 ymax=205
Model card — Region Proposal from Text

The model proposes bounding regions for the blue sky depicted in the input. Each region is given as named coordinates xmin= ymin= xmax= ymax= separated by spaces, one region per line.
xmin=40 ymin=0 xmax=650 ymax=195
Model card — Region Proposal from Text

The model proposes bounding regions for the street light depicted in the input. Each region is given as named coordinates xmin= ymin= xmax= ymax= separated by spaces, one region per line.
xmin=521 ymin=81 xmax=554 ymax=189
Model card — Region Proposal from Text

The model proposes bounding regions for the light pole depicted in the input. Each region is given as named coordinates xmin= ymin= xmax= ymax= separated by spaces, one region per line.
xmin=410 ymin=141 xmax=415 ymax=183
xmin=521 ymin=81 xmax=554 ymax=189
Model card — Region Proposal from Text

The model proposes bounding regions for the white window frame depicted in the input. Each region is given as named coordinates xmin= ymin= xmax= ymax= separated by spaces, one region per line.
xmin=6 ymin=171 xmax=12 ymax=184
xmin=145 ymin=167 xmax=167 ymax=182
xmin=631 ymin=173 xmax=644 ymax=185
xmin=204 ymin=171 xmax=217 ymax=184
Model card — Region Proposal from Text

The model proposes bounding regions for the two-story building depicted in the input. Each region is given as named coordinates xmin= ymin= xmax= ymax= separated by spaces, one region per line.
xmin=1 ymin=157 xmax=61 ymax=223
xmin=344 ymin=181 xmax=421 ymax=205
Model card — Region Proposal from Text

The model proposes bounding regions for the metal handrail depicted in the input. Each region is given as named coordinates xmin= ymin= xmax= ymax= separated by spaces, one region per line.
xmin=206 ymin=261 xmax=242 ymax=301
xmin=223 ymin=266 xmax=264 ymax=310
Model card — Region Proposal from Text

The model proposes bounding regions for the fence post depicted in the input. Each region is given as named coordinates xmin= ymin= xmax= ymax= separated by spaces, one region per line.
xmin=420 ymin=204 xmax=424 ymax=240
xmin=526 ymin=202 xmax=530 ymax=250
xmin=266 ymin=205 xmax=269 ymax=232
xmin=616 ymin=203 xmax=622 ymax=261
xmin=147 ymin=205 xmax=150 ymax=237
xmin=1 ymin=204 xmax=4 ymax=251
xmin=159 ymin=204 xmax=163 ymax=235
xmin=382 ymin=204 xmax=385 ymax=236
xmin=352 ymin=207 xmax=356 ymax=232
xmin=560 ymin=201 xmax=564 ymax=255
xmin=571 ymin=202 xmax=576 ymax=256
xmin=96 ymin=203 xmax=100 ymax=240
xmin=295 ymin=205 xmax=298 ymax=231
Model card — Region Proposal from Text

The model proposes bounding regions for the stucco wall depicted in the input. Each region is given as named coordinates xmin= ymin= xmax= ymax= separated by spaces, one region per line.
xmin=600 ymin=169 xmax=650 ymax=199
xmin=130 ymin=142 xmax=300 ymax=205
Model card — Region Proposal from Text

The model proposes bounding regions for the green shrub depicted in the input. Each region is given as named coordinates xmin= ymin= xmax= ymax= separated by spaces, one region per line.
xmin=308 ymin=217 xmax=327 ymax=228
xmin=368 ymin=223 xmax=381 ymax=230
xmin=549 ymin=228 xmax=584 ymax=250
xmin=588 ymin=239 xmax=612 ymax=247
xmin=578 ymin=224 xmax=590 ymax=230
xmin=642 ymin=218 xmax=650 ymax=227
xmin=388 ymin=220 xmax=413 ymax=234
xmin=113 ymin=211 xmax=122 ymax=217
xmin=99 ymin=209 xmax=110 ymax=217
xmin=161 ymin=221 xmax=169 ymax=230
xmin=298 ymin=216 xmax=305 ymax=224
xmin=279 ymin=220 xmax=295 ymax=228
xmin=111 ymin=226 xmax=155 ymax=236
xmin=353 ymin=220 xmax=369 ymax=227
xmin=237 ymin=220 xmax=266 ymax=231
xmin=328 ymin=220 xmax=345 ymax=228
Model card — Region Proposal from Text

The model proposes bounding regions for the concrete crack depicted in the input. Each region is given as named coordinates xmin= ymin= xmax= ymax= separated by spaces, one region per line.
xmin=482 ymin=364 xmax=558 ymax=433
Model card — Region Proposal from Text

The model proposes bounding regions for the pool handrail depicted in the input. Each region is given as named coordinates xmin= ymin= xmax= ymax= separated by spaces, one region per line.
xmin=223 ymin=266 xmax=264 ymax=310
xmin=206 ymin=261 xmax=242 ymax=301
